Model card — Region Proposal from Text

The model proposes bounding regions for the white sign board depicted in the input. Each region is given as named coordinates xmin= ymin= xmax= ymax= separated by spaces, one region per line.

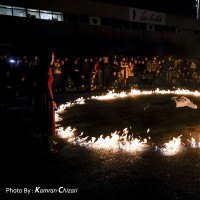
xmin=129 ymin=7 xmax=165 ymax=25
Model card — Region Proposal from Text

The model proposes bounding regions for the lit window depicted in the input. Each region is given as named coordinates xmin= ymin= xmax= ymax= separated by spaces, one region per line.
xmin=27 ymin=8 xmax=39 ymax=19
xmin=0 ymin=5 xmax=12 ymax=16
xmin=52 ymin=12 xmax=63 ymax=21
xmin=13 ymin=7 xmax=26 ymax=17
xmin=0 ymin=4 xmax=64 ymax=22
xmin=40 ymin=10 xmax=52 ymax=20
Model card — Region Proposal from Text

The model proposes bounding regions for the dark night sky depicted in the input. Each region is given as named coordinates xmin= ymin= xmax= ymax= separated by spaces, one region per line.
xmin=95 ymin=0 xmax=197 ymax=19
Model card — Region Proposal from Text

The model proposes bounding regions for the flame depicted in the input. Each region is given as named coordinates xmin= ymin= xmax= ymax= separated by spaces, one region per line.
xmin=55 ymin=113 xmax=62 ymax=122
xmin=55 ymin=88 xmax=200 ymax=156
xmin=187 ymin=137 xmax=200 ymax=148
xmin=56 ymin=102 xmax=72 ymax=112
xmin=56 ymin=88 xmax=200 ymax=113
xmin=57 ymin=127 xmax=149 ymax=152
xmin=159 ymin=135 xmax=183 ymax=156
xmin=91 ymin=90 xmax=127 ymax=100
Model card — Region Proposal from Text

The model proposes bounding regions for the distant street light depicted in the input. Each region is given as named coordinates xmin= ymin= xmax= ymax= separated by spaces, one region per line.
xmin=196 ymin=0 xmax=199 ymax=19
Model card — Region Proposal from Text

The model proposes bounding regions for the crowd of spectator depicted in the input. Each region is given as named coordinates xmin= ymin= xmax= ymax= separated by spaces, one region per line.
xmin=1 ymin=52 xmax=200 ymax=107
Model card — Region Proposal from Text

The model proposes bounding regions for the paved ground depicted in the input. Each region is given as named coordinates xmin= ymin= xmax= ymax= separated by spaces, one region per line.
xmin=2 ymin=89 xmax=200 ymax=199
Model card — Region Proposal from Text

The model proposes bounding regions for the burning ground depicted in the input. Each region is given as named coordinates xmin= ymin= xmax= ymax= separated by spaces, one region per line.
xmin=3 ymin=89 xmax=200 ymax=199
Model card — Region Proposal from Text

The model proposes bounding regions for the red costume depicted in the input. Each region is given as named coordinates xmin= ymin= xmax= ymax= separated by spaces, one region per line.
xmin=33 ymin=62 xmax=56 ymax=136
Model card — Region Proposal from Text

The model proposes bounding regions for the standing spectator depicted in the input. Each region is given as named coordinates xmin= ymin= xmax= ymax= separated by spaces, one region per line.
xmin=32 ymin=51 xmax=58 ymax=154
xmin=111 ymin=57 xmax=120 ymax=74
xmin=0 ymin=55 xmax=12 ymax=107
xmin=133 ymin=58 xmax=140 ymax=88
xmin=27 ymin=55 xmax=40 ymax=107
xmin=60 ymin=57 xmax=70 ymax=92
xmin=164 ymin=56 xmax=174 ymax=85
xmin=93 ymin=57 xmax=103 ymax=89
xmin=71 ymin=58 xmax=81 ymax=91
xmin=52 ymin=58 xmax=62 ymax=92
xmin=127 ymin=58 xmax=134 ymax=87
xmin=120 ymin=56 xmax=128 ymax=87
xmin=81 ymin=58 xmax=90 ymax=79
xmin=102 ymin=56 xmax=112 ymax=88
xmin=88 ymin=57 xmax=95 ymax=73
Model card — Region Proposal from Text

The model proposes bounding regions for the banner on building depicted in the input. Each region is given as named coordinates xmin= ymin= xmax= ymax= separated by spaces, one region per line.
xmin=129 ymin=7 xmax=165 ymax=25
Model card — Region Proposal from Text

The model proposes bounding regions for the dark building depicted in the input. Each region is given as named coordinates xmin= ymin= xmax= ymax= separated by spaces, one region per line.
xmin=0 ymin=0 xmax=200 ymax=57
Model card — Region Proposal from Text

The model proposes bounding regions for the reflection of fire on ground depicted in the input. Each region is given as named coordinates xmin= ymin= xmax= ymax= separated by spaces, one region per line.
xmin=55 ymin=89 xmax=200 ymax=156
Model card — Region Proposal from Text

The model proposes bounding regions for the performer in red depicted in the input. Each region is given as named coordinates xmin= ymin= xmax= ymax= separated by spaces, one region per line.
xmin=33 ymin=51 xmax=57 ymax=153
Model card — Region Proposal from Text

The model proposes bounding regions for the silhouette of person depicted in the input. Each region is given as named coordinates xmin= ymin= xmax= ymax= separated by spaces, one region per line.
xmin=32 ymin=51 xmax=58 ymax=153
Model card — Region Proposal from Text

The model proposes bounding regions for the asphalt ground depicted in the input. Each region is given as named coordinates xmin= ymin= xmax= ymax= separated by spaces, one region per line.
xmin=2 ymin=89 xmax=200 ymax=200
